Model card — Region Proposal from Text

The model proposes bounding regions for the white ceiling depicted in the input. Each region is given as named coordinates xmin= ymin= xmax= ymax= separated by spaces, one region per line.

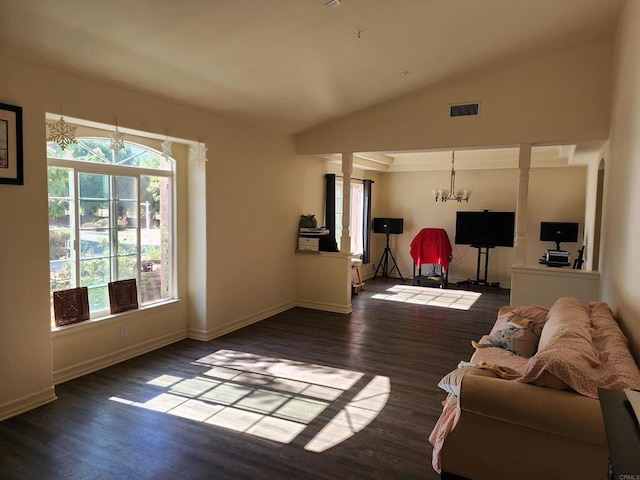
xmin=0 ymin=0 xmax=624 ymax=137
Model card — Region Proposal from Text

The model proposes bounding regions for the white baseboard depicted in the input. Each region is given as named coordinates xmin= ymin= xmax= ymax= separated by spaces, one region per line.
xmin=0 ymin=386 xmax=57 ymax=421
xmin=52 ymin=330 xmax=187 ymax=385
xmin=187 ymin=300 xmax=296 ymax=341
xmin=295 ymin=300 xmax=352 ymax=314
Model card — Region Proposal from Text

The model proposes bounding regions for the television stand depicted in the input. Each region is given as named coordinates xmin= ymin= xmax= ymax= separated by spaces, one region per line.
xmin=457 ymin=245 xmax=502 ymax=293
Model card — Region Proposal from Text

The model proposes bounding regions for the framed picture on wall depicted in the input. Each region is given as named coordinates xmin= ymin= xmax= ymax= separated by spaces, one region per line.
xmin=0 ymin=102 xmax=24 ymax=185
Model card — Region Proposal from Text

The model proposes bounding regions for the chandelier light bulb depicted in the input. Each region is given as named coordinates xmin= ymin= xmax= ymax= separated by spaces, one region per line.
xmin=433 ymin=151 xmax=470 ymax=203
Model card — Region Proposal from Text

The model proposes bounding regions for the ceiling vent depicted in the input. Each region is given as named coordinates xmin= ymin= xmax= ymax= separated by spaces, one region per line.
xmin=450 ymin=102 xmax=480 ymax=118
xmin=323 ymin=0 xmax=342 ymax=8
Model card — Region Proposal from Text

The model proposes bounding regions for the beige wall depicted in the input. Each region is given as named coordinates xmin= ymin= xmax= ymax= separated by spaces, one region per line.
xmin=602 ymin=0 xmax=640 ymax=361
xmin=370 ymin=166 xmax=586 ymax=287
xmin=295 ymin=41 xmax=612 ymax=155
xmin=0 ymin=53 xmax=304 ymax=418
xmin=525 ymin=167 xmax=587 ymax=265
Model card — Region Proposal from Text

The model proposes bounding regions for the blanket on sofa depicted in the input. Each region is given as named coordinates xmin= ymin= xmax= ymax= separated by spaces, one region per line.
xmin=518 ymin=300 xmax=640 ymax=398
xmin=429 ymin=394 xmax=457 ymax=473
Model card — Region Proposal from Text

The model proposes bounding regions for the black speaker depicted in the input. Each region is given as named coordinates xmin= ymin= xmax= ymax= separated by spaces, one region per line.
xmin=373 ymin=218 xmax=404 ymax=234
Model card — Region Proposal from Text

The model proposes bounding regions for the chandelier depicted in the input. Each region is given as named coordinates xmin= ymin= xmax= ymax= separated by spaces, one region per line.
xmin=432 ymin=151 xmax=471 ymax=202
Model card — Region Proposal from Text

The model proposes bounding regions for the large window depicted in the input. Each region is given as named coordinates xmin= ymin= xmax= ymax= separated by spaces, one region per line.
xmin=335 ymin=181 xmax=364 ymax=254
xmin=48 ymin=137 xmax=174 ymax=323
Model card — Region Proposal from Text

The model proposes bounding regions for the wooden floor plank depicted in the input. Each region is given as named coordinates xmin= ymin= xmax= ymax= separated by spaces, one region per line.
xmin=0 ymin=279 xmax=508 ymax=479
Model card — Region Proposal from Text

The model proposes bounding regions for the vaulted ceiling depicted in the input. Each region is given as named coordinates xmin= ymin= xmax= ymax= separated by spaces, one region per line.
xmin=0 ymin=0 xmax=624 ymax=137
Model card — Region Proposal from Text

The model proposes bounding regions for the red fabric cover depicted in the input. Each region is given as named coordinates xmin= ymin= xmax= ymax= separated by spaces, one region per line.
xmin=410 ymin=228 xmax=453 ymax=270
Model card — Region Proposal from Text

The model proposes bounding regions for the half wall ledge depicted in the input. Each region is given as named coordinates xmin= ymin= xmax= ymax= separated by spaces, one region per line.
xmin=295 ymin=251 xmax=353 ymax=314
xmin=510 ymin=264 xmax=600 ymax=307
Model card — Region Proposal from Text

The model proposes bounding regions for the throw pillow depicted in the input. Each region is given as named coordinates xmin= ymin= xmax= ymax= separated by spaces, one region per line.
xmin=472 ymin=318 xmax=541 ymax=357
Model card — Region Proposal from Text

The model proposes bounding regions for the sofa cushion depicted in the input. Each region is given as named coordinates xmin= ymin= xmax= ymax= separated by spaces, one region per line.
xmin=538 ymin=296 xmax=592 ymax=351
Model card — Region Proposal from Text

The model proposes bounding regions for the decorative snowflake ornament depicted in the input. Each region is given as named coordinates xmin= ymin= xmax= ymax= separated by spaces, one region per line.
xmin=189 ymin=142 xmax=208 ymax=166
xmin=47 ymin=117 xmax=77 ymax=150
xmin=161 ymin=137 xmax=173 ymax=161
xmin=110 ymin=125 xmax=126 ymax=155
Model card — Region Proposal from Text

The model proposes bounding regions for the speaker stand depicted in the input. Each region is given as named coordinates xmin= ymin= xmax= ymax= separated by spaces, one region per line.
xmin=374 ymin=233 xmax=404 ymax=281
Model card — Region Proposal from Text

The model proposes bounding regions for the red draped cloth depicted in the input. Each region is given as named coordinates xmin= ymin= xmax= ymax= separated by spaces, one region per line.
xmin=409 ymin=228 xmax=452 ymax=271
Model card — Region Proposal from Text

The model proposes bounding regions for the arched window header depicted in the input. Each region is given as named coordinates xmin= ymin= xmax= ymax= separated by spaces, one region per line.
xmin=47 ymin=138 xmax=172 ymax=171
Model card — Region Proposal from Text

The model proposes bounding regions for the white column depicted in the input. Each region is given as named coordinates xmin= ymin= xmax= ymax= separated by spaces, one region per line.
xmin=340 ymin=153 xmax=353 ymax=253
xmin=514 ymin=144 xmax=531 ymax=265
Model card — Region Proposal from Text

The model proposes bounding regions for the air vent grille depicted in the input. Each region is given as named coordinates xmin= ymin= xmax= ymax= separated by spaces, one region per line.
xmin=450 ymin=103 xmax=480 ymax=118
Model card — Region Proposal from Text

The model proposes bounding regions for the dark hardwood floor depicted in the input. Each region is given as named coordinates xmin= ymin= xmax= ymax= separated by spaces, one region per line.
xmin=0 ymin=279 xmax=509 ymax=480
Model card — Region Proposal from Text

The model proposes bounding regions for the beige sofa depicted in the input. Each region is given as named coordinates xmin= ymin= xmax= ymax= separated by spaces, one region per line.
xmin=431 ymin=297 xmax=640 ymax=480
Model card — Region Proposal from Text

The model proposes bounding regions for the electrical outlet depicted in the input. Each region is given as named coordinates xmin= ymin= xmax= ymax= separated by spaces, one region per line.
xmin=120 ymin=326 xmax=128 ymax=338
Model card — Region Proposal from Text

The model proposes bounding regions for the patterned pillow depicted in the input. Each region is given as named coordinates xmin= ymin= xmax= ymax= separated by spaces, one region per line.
xmin=473 ymin=318 xmax=541 ymax=357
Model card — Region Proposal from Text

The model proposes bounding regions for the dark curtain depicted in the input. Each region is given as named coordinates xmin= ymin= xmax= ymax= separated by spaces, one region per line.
xmin=324 ymin=173 xmax=336 ymax=238
xmin=363 ymin=179 xmax=373 ymax=264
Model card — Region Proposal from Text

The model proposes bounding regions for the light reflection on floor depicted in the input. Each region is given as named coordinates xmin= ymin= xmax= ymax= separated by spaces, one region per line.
xmin=371 ymin=285 xmax=481 ymax=310
xmin=110 ymin=349 xmax=390 ymax=452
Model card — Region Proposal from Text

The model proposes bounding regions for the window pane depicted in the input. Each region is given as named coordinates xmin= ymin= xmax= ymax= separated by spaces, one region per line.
xmin=69 ymin=140 xmax=112 ymax=164
xmin=117 ymin=200 xmax=138 ymax=228
xmin=79 ymin=200 xmax=109 ymax=229
xmin=334 ymin=182 xmax=364 ymax=254
xmin=79 ymin=170 xmax=109 ymax=230
xmin=80 ymin=229 xmax=110 ymax=259
xmin=117 ymin=255 xmax=137 ymax=280
xmin=48 ymin=166 xmax=76 ymax=295
xmin=80 ymin=258 xmax=110 ymax=287
xmin=49 ymin=199 xmax=72 ymax=229
xmin=48 ymin=166 xmax=71 ymax=198
xmin=350 ymin=183 xmax=364 ymax=254
xmin=49 ymin=139 xmax=170 ymax=170
xmin=50 ymin=257 xmax=74 ymax=291
xmin=87 ymin=285 xmax=109 ymax=313
xmin=79 ymin=173 xmax=109 ymax=199
xmin=141 ymin=174 xmax=170 ymax=303
xmin=116 ymin=176 xmax=137 ymax=200
xmin=117 ymin=228 xmax=137 ymax=255
xmin=335 ymin=183 xmax=344 ymax=250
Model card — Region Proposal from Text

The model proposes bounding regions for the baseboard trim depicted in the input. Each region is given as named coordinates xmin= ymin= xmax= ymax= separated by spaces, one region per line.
xmin=0 ymin=386 xmax=57 ymax=421
xmin=187 ymin=300 xmax=296 ymax=341
xmin=52 ymin=330 xmax=187 ymax=385
xmin=295 ymin=300 xmax=352 ymax=314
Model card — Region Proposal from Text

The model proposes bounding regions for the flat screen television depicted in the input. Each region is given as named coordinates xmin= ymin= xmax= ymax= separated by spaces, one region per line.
xmin=540 ymin=222 xmax=579 ymax=250
xmin=455 ymin=211 xmax=515 ymax=247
